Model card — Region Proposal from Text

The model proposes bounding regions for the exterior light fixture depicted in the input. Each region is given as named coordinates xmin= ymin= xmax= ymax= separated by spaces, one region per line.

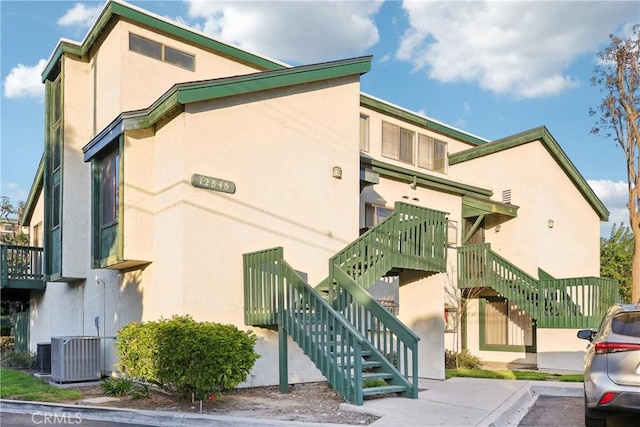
xmin=332 ymin=166 xmax=342 ymax=179
xmin=548 ymin=219 xmax=554 ymax=228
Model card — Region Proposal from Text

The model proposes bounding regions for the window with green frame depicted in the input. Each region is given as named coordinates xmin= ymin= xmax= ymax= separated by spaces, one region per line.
xmin=92 ymin=141 xmax=121 ymax=267
xmin=480 ymin=298 xmax=536 ymax=352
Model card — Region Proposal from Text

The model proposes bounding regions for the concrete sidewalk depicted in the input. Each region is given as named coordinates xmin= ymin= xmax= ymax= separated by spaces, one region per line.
xmin=345 ymin=377 xmax=583 ymax=427
xmin=0 ymin=377 xmax=583 ymax=427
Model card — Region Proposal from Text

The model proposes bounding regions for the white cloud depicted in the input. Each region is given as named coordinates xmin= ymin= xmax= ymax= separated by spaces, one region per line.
xmin=3 ymin=59 xmax=47 ymax=100
xmin=588 ymin=179 xmax=629 ymax=236
xmin=184 ymin=0 xmax=383 ymax=63
xmin=397 ymin=1 xmax=637 ymax=99
xmin=57 ymin=3 xmax=103 ymax=28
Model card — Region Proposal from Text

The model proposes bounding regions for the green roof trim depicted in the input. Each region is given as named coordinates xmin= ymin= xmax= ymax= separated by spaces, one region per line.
xmin=23 ymin=155 xmax=44 ymax=226
xmin=84 ymin=56 xmax=372 ymax=161
xmin=462 ymin=196 xmax=518 ymax=219
xmin=360 ymin=94 xmax=489 ymax=147
xmin=361 ymin=156 xmax=493 ymax=198
xmin=449 ymin=126 xmax=609 ymax=221
xmin=43 ymin=0 xmax=285 ymax=82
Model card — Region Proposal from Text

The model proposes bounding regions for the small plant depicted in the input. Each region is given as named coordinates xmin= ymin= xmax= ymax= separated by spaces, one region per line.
xmin=0 ymin=350 xmax=36 ymax=369
xmin=363 ymin=378 xmax=387 ymax=388
xmin=100 ymin=377 xmax=134 ymax=397
xmin=445 ymin=349 xmax=482 ymax=370
xmin=100 ymin=377 xmax=149 ymax=399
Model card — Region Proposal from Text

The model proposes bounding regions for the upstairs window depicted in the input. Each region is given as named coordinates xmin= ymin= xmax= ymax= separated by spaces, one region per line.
xmin=129 ymin=33 xmax=195 ymax=71
xmin=378 ymin=120 xmax=449 ymax=173
xmin=418 ymin=135 xmax=447 ymax=173
xmin=382 ymin=121 xmax=414 ymax=164
xmin=360 ymin=114 xmax=370 ymax=152
xmin=100 ymin=145 xmax=120 ymax=226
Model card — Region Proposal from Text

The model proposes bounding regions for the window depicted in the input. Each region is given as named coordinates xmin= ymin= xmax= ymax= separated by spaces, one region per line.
xmin=481 ymin=299 xmax=534 ymax=351
xmin=359 ymin=114 xmax=370 ymax=151
xmin=51 ymin=77 xmax=62 ymax=171
xmin=92 ymin=141 xmax=121 ymax=267
xmin=100 ymin=146 xmax=120 ymax=226
xmin=612 ymin=312 xmax=640 ymax=337
xmin=418 ymin=135 xmax=447 ymax=173
xmin=129 ymin=33 xmax=195 ymax=71
xmin=52 ymin=183 xmax=61 ymax=228
xmin=365 ymin=204 xmax=393 ymax=228
xmin=382 ymin=121 xmax=414 ymax=164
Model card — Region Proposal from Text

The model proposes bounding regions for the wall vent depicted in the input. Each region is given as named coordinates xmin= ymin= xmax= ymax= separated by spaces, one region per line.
xmin=51 ymin=336 xmax=101 ymax=383
xmin=502 ymin=189 xmax=512 ymax=204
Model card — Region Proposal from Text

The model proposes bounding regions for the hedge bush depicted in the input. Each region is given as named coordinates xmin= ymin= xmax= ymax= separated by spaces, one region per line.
xmin=115 ymin=315 xmax=259 ymax=400
xmin=445 ymin=349 xmax=483 ymax=369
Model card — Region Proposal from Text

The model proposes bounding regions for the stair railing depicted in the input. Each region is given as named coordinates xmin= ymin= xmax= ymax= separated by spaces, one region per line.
xmin=331 ymin=264 xmax=419 ymax=398
xmin=326 ymin=202 xmax=448 ymax=302
xmin=458 ymin=244 xmax=617 ymax=328
xmin=244 ymin=247 xmax=366 ymax=405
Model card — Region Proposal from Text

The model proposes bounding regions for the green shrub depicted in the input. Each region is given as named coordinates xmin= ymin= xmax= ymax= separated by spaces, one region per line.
xmin=0 ymin=350 xmax=36 ymax=369
xmin=445 ymin=349 xmax=482 ymax=370
xmin=116 ymin=315 xmax=260 ymax=400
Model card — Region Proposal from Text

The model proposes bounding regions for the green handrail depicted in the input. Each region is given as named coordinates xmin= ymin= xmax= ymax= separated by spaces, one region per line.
xmin=458 ymin=243 xmax=619 ymax=329
xmin=331 ymin=265 xmax=418 ymax=398
xmin=243 ymin=202 xmax=448 ymax=404
xmin=325 ymin=202 xmax=447 ymax=302
xmin=243 ymin=247 xmax=366 ymax=404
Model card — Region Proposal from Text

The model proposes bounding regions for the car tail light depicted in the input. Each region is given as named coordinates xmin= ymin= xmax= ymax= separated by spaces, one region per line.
xmin=594 ymin=342 xmax=640 ymax=354
xmin=598 ymin=392 xmax=617 ymax=405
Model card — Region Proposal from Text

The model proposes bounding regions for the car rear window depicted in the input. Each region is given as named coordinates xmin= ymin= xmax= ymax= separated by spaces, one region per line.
xmin=612 ymin=312 xmax=640 ymax=337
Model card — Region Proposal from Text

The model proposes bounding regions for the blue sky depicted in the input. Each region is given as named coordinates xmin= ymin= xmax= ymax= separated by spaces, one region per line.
xmin=1 ymin=0 xmax=638 ymax=237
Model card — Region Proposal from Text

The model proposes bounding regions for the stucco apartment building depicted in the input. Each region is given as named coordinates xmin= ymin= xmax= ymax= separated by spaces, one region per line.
xmin=1 ymin=0 xmax=617 ymax=404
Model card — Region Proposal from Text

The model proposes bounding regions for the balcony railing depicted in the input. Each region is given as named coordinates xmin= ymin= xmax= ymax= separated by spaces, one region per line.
xmin=1 ymin=245 xmax=45 ymax=289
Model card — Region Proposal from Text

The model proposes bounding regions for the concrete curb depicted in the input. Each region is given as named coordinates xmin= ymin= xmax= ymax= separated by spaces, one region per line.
xmin=484 ymin=381 xmax=583 ymax=427
xmin=479 ymin=382 xmax=534 ymax=427
xmin=0 ymin=400 xmax=352 ymax=427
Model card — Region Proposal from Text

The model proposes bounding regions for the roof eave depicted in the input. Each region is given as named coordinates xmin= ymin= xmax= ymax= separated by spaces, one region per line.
xmin=449 ymin=126 xmax=610 ymax=221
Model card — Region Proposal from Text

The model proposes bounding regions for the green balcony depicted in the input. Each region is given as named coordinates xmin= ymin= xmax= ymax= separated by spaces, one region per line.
xmin=1 ymin=245 xmax=45 ymax=290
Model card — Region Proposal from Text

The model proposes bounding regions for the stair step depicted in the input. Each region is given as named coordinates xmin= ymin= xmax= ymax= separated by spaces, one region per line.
xmin=362 ymin=372 xmax=393 ymax=380
xmin=362 ymin=385 xmax=407 ymax=397
xmin=361 ymin=361 xmax=382 ymax=369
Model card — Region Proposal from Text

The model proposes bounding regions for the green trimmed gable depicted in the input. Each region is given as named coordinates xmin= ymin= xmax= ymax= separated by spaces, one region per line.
xmin=84 ymin=56 xmax=372 ymax=160
xmin=43 ymin=0 xmax=286 ymax=82
xmin=449 ymin=126 xmax=609 ymax=221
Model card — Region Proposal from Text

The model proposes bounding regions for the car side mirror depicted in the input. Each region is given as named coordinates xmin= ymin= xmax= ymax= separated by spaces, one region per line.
xmin=577 ymin=329 xmax=595 ymax=342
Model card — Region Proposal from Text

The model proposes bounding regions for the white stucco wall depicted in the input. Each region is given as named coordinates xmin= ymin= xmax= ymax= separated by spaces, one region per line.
xmin=536 ymin=328 xmax=587 ymax=372
xmin=450 ymin=140 xmax=601 ymax=279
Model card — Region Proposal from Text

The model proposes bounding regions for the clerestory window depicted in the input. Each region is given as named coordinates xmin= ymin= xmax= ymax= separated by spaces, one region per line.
xmin=129 ymin=33 xmax=195 ymax=71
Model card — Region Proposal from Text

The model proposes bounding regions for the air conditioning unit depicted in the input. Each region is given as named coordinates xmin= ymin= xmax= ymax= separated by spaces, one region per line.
xmin=51 ymin=336 xmax=101 ymax=383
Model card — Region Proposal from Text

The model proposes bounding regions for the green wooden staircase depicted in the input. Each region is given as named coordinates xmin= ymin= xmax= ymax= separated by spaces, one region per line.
xmin=457 ymin=243 xmax=618 ymax=328
xmin=243 ymin=202 xmax=448 ymax=405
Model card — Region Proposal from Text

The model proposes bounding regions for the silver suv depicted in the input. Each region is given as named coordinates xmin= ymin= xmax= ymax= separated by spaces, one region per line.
xmin=577 ymin=303 xmax=640 ymax=427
